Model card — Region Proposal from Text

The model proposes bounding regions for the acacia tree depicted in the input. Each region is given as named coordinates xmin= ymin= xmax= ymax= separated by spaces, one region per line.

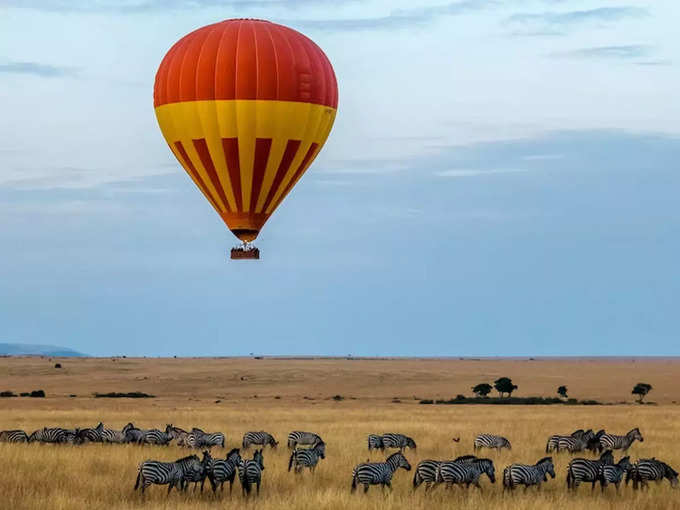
xmin=557 ymin=385 xmax=568 ymax=399
xmin=632 ymin=383 xmax=653 ymax=403
xmin=472 ymin=383 xmax=492 ymax=398
xmin=494 ymin=377 xmax=518 ymax=398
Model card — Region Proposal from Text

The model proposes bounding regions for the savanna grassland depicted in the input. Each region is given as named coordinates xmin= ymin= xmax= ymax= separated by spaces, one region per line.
xmin=1 ymin=357 xmax=679 ymax=510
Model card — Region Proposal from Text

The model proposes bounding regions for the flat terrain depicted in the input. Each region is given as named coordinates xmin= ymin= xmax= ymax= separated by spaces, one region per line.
xmin=1 ymin=357 xmax=679 ymax=510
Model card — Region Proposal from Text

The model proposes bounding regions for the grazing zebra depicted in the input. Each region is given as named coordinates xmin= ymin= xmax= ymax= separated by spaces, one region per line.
xmin=140 ymin=429 xmax=172 ymax=446
xmin=242 ymin=431 xmax=278 ymax=449
xmin=503 ymin=457 xmax=555 ymax=491
xmin=627 ymin=458 xmax=679 ymax=490
xmin=598 ymin=456 xmax=631 ymax=492
xmin=413 ymin=460 xmax=442 ymax=491
xmin=190 ymin=428 xmax=225 ymax=448
xmin=351 ymin=452 xmax=411 ymax=493
xmin=208 ymin=448 xmax=242 ymax=493
xmin=165 ymin=424 xmax=189 ymax=447
xmin=566 ymin=450 xmax=614 ymax=490
xmin=436 ymin=458 xmax=496 ymax=490
xmin=287 ymin=431 xmax=323 ymax=449
xmin=0 ymin=430 xmax=29 ymax=443
xmin=381 ymin=433 xmax=416 ymax=451
xmin=288 ymin=441 xmax=326 ymax=474
xmin=546 ymin=429 xmax=585 ymax=453
xmin=77 ymin=422 xmax=103 ymax=443
xmin=123 ymin=423 xmax=145 ymax=444
xmin=598 ymin=428 xmax=643 ymax=452
xmin=134 ymin=454 xmax=202 ymax=494
xmin=473 ymin=434 xmax=511 ymax=451
xmin=368 ymin=434 xmax=384 ymax=451
xmin=28 ymin=427 xmax=70 ymax=444
xmin=99 ymin=424 xmax=127 ymax=444
xmin=239 ymin=449 xmax=265 ymax=496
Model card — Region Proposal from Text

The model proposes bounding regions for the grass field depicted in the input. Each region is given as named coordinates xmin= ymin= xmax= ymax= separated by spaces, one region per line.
xmin=1 ymin=357 xmax=679 ymax=509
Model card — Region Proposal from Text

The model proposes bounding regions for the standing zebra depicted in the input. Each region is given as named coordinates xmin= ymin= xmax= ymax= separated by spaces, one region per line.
xmin=242 ymin=431 xmax=278 ymax=449
xmin=566 ymin=450 xmax=614 ymax=490
xmin=239 ymin=449 xmax=265 ymax=496
xmin=598 ymin=428 xmax=643 ymax=453
xmin=557 ymin=434 xmax=589 ymax=453
xmin=208 ymin=448 xmax=242 ymax=493
xmin=134 ymin=454 xmax=202 ymax=494
xmin=77 ymin=423 xmax=103 ymax=443
xmin=436 ymin=458 xmax=496 ymax=490
xmin=99 ymin=423 xmax=127 ymax=444
xmin=367 ymin=434 xmax=384 ymax=451
xmin=123 ymin=423 xmax=145 ymax=444
xmin=412 ymin=460 xmax=441 ymax=491
xmin=473 ymin=434 xmax=511 ymax=451
xmin=28 ymin=427 xmax=70 ymax=444
xmin=288 ymin=441 xmax=326 ymax=474
xmin=351 ymin=452 xmax=411 ymax=493
xmin=141 ymin=428 xmax=172 ymax=446
xmin=0 ymin=430 xmax=29 ymax=443
xmin=287 ymin=431 xmax=323 ymax=449
xmin=165 ymin=424 xmax=189 ymax=447
xmin=381 ymin=433 xmax=416 ymax=451
xmin=546 ymin=429 xmax=584 ymax=453
xmin=182 ymin=451 xmax=212 ymax=492
xmin=190 ymin=427 xmax=225 ymax=448
xmin=598 ymin=456 xmax=631 ymax=492
xmin=627 ymin=458 xmax=679 ymax=490
xmin=503 ymin=457 xmax=555 ymax=491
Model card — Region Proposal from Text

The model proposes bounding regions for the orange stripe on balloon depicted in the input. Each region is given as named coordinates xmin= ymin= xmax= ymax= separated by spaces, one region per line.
xmin=192 ymin=138 xmax=232 ymax=213
xmin=173 ymin=141 xmax=222 ymax=212
xmin=260 ymin=139 xmax=301 ymax=213
xmin=221 ymin=137 xmax=243 ymax=212
xmin=250 ymin=138 xmax=272 ymax=213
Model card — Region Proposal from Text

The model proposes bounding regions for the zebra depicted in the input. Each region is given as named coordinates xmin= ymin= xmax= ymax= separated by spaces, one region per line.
xmin=473 ymin=434 xmax=511 ymax=451
xmin=566 ymin=450 xmax=614 ymax=490
xmin=99 ymin=424 xmax=127 ymax=444
xmin=546 ymin=429 xmax=584 ymax=453
xmin=351 ymin=451 xmax=411 ymax=493
xmin=189 ymin=428 xmax=225 ymax=448
xmin=123 ymin=423 xmax=145 ymax=444
xmin=598 ymin=428 xmax=643 ymax=452
xmin=287 ymin=431 xmax=323 ymax=449
xmin=587 ymin=429 xmax=606 ymax=453
xmin=598 ymin=455 xmax=631 ymax=492
xmin=77 ymin=422 xmax=104 ymax=443
xmin=627 ymin=458 xmax=679 ymax=490
xmin=165 ymin=424 xmax=189 ymax=447
xmin=503 ymin=457 xmax=555 ymax=491
xmin=242 ymin=431 xmax=278 ymax=449
xmin=182 ymin=450 xmax=212 ymax=492
xmin=141 ymin=429 xmax=172 ymax=446
xmin=0 ymin=430 xmax=29 ymax=443
xmin=28 ymin=427 xmax=70 ymax=444
xmin=208 ymin=448 xmax=242 ymax=493
xmin=288 ymin=441 xmax=326 ymax=474
xmin=412 ymin=460 xmax=442 ymax=491
xmin=381 ymin=433 xmax=416 ymax=451
xmin=134 ymin=454 xmax=202 ymax=494
xmin=435 ymin=458 xmax=496 ymax=490
xmin=239 ymin=449 xmax=265 ymax=496
xmin=367 ymin=434 xmax=384 ymax=451
xmin=557 ymin=435 xmax=589 ymax=453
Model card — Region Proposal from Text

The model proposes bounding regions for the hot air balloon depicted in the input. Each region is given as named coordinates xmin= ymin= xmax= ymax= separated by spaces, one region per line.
xmin=153 ymin=19 xmax=338 ymax=259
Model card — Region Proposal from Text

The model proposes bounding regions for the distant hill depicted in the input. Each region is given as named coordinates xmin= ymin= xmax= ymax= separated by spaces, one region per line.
xmin=0 ymin=343 xmax=86 ymax=357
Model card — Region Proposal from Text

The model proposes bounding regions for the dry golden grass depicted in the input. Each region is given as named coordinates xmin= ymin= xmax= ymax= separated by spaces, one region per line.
xmin=1 ymin=357 xmax=679 ymax=509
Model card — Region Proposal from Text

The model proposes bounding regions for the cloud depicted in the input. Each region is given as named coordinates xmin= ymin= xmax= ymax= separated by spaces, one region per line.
xmin=286 ymin=1 xmax=494 ymax=31
xmin=552 ymin=45 xmax=653 ymax=59
xmin=635 ymin=60 xmax=673 ymax=67
xmin=0 ymin=61 xmax=78 ymax=78
xmin=505 ymin=6 xmax=648 ymax=36
xmin=435 ymin=168 xmax=529 ymax=178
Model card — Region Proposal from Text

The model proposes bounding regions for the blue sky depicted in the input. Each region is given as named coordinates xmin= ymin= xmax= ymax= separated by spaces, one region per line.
xmin=0 ymin=1 xmax=678 ymax=356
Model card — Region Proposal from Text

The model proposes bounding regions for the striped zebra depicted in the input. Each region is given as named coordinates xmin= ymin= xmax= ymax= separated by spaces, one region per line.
xmin=141 ymin=428 xmax=172 ymax=446
xmin=412 ymin=460 xmax=441 ymax=491
xmin=242 ymin=431 xmax=278 ymax=449
xmin=239 ymin=449 xmax=265 ymax=496
xmin=123 ymin=423 xmax=145 ymax=444
xmin=381 ymin=433 xmax=416 ymax=451
xmin=546 ymin=429 xmax=587 ymax=453
xmin=182 ymin=451 xmax=212 ymax=492
xmin=189 ymin=428 xmax=225 ymax=448
xmin=557 ymin=435 xmax=589 ymax=453
xmin=134 ymin=454 xmax=202 ymax=494
xmin=0 ymin=430 xmax=29 ymax=443
xmin=99 ymin=424 xmax=127 ymax=444
xmin=566 ymin=450 xmax=614 ymax=490
xmin=28 ymin=427 xmax=70 ymax=444
xmin=503 ymin=457 xmax=555 ymax=491
xmin=367 ymin=434 xmax=384 ymax=451
xmin=598 ymin=456 xmax=631 ymax=492
xmin=436 ymin=458 xmax=496 ymax=490
xmin=586 ymin=429 xmax=606 ymax=453
xmin=598 ymin=428 xmax=643 ymax=452
xmin=627 ymin=458 xmax=679 ymax=490
xmin=473 ymin=434 xmax=511 ymax=451
xmin=287 ymin=431 xmax=323 ymax=449
xmin=351 ymin=452 xmax=411 ymax=493
xmin=208 ymin=448 xmax=242 ymax=493
xmin=288 ymin=441 xmax=326 ymax=474
xmin=77 ymin=423 xmax=103 ymax=443
xmin=165 ymin=424 xmax=189 ymax=447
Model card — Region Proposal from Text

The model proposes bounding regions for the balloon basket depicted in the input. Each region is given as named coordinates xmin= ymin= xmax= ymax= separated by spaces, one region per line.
xmin=230 ymin=247 xmax=260 ymax=260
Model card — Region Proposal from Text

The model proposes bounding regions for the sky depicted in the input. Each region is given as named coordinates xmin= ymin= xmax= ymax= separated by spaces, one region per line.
xmin=0 ymin=0 xmax=678 ymax=356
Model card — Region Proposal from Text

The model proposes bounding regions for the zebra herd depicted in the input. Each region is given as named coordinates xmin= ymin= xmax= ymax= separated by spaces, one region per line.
xmin=2 ymin=424 xmax=677 ymax=497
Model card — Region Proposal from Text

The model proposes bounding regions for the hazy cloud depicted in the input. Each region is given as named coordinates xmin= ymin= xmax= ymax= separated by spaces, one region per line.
xmin=506 ymin=6 xmax=648 ymax=36
xmin=552 ymin=45 xmax=653 ymax=59
xmin=0 ymin=61 xmax=79 ymax=78
xmin=435 ymin=168 xmax=530 ymax=178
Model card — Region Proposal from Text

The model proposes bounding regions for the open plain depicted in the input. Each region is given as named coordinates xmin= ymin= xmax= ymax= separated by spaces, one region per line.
xmin=1 ymin=356 xmax=679 ymax=510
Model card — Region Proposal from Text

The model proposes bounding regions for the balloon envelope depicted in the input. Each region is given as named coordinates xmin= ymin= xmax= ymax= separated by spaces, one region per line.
xmin=154 ymin=19 xmax=338 ymax=242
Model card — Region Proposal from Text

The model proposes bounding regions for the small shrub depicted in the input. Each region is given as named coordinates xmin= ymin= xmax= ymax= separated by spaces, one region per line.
xmin=69 ymin=394 xmax=77 ymax=398
xmin=419 ymin=399 xmax=434 ymax=404
xmin=30 ymin=390 xmax=45 ymax=398
xmin=93 ymin=392 xmax=154 ymax=398
xmin=54 ymin=363 xmax=62 ymax=369
xmin=0 ymin=391 xmax=17 ymax=397
xmin=332 ymin=395 xmax=344 ymax=401
xmin=20 ymin=392 xmax=30 ymax=397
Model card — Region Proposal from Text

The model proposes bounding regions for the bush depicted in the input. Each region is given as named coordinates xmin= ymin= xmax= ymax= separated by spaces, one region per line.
xmin=30 ymin=390 xmax=45 ymax=398
xmin=93 ymin=392 xmax=154 ymax=398
xmin=0 ymin=391 xmax=17 ymax=397
xmin=54 ymin=363 xmax=62 ymax=369
xmin=332 ymin=395 xmax=344 ymax=401
xmin=421 ymin=396 xmax=604 ymax=405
